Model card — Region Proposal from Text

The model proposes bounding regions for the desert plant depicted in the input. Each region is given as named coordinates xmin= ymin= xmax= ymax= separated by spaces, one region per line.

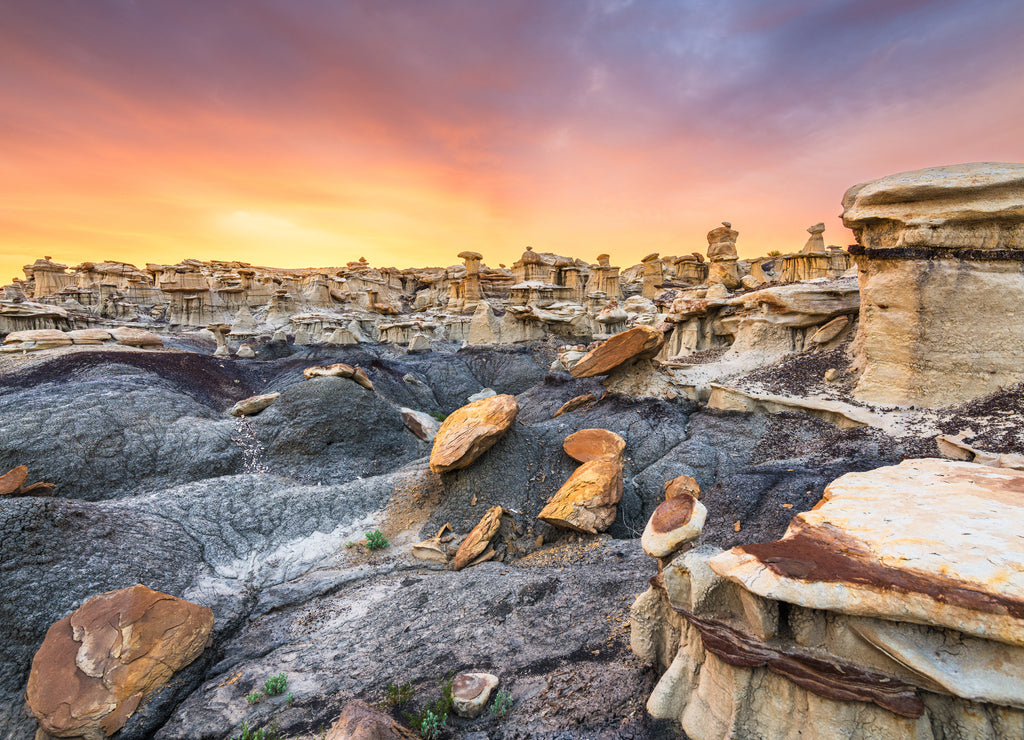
xmin=490 ymin=689 xmax=513 ymax=719
xmin=263 ymin=672 xmax=288 ymax=696
xmin=286 ymin=692 xmax=294 ymax=706
xmin=380 ymin=681 xmax=416 ymax=708
xmin=231 ymin=719 xmax=283 ymax=740
xmin=245 ymin=690 xmax=263 ymax=705
xmin=767 ymin=250 xmax=782 ymax=257
xmin=429 ymin=411 xmax=447 ymax=422
xmin=365 ymin=529 xmax=389 ymax=550
xmin=417 ymin=708 xmax=446 ymax=740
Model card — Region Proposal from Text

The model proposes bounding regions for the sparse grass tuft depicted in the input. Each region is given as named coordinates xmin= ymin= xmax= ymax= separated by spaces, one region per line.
xmin=230 ymin=719 xmax=284 ymax=740
xmin=379 ymin=681 xmax=416 ymax=708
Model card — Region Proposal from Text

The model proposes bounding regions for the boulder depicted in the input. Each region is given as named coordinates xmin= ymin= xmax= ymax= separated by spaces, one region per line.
xmin=452 ymin=506 xmax=504 ymax=571
xmin=67 ymin=328 xmax=112 ymax=344
xmin=710 ymin=459 xmax=1024 ymax=646
xmin=408 ymin=332 xmax=430 ymax=351
xmin=304 ymin=363 xmax=354 ymax=380
xmin=400 ymin=408 xmax=440 ymax=442
xmin=228 ymin=392 xmax=280 ymax=417
xmin=109 ymin=327 xmax=163 ymax=347
xmin=411 ymin=523 xmax=453 ymax=564
xmin=325 ymin=699 xmax=418 ymax=740
xmin=468 ymin=387 xmax=497 ymax=402
xmin=352 ymin=366 xmax=374 ymax=391
xmin=641 ymin=494 xmax=707 ymax=558
xmin=2 ymin=329 xmax=72 ymax=349
xmin=810 ymin=315 xmax=850 ymax=344
xmin=429 ymin=394 xmax=518 ymax=474
xmin=0 ymin=464 xmax=28 ymax=495
xmin=537 ymin=460 xmax=623 ymax=534
xmin=235 ymin=344 xmax=255 ymax=359
xmin=569 ymin=326 xmax=665 ymax=378
xmin=451 ymin=672 xmax=500 ymax=718
xmin=562 ymin=428 xmax=625 ymax=464
xmin=26 ymin=584 xmax=213 ymax=738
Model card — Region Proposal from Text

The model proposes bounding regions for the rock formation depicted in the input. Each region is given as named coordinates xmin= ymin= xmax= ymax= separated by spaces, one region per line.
xmin=538 ymin=429 xmax=625 ymax=534
xmin=452 ymin=506 xmax=504 ymax=571
xmin=801 ymin=222 xmax=827 ymax=255
xmin=451 ymin=672 xmax=500 ymax=718
xmin=843 ymin=162 xmax=1024 ymax=407
xmin=569 ymin=325 xmax=665 ymax=377
xmin=632 ymin=458 xmax=1024 ymax=739
xmin=26 ymin=584 xmax=213 ymax=738
xmin=429 ymin=394 xmax=518 ymax=473
xmin=325 ymin=700 xmax=418 ymax=740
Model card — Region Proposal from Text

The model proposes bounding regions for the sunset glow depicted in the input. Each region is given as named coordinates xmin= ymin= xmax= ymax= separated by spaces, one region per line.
xmin=2 ymin=0 xmax=1024 ymax=281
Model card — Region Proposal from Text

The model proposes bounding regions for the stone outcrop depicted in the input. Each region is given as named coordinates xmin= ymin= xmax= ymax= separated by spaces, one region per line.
xmin=538 ymin=429 xmax=626 ymax=534
xmin=569 ymin=325 xmax=665 ymax=378
xmin=325 ymin=699 xmax=418 ymax=740
xmin=843 ymin=162 xmax=1024 ymax=407
xmin=641 ymin=494 xmax=707 ymax=559
xmin=26 ymin=584 xmax=213 ymax=738
xmin=562 ymin=428 xmax=625 ymax=463
xmin=429 ymin=394 xmax=518 ymax=473
xmin=631 ymin=458 xmax=1024 ymax=739
xmin=801 ymin=222 xmax=827 ymax=254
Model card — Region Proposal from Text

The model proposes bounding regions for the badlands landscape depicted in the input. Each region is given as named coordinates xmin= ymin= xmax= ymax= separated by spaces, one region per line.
xmin=3 ymin=162 xmax=1024 ymax=740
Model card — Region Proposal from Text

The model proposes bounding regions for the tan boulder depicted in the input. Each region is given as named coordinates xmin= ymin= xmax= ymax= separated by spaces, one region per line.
xmin=325 ymin=699 xmax=418 ymax=740
xmin=641 ymin=494 xmax=707 ymax=558
xmin=228 ymin=392 xmax=280 ymax=417
xmin=452 ymin=506 xmax=504 ymax=571
xmin=2 ymin=329 xmax=72 ymax=348
xmin=352 ymin=366 xmax=374 ymax=390
xmin=810 ymin=315 xmax=850 ymax=344
xmin=67 ymin=328 xmax=112 ymax=344
xmin=429 ymin=394 xmax=518 ymax=473
xmin=537 ymin=460 xmax=623 ymax=534
xmin=26 ymin=584 xmax=213 ymax=738
xmin=563 ymin=428 xmax=625 ymax=464
xmin=569 ymin=325 xmax=664 ymax=378
xmin=664 ymin=475 xmax=700 ymax=500
xmin=451 ymin=672 xmax=500 ymax=718
xmin=304 ymin=363 xmax=354 ymax=380
xmin=109 ymin=327 xmax=163 ymax=347
xmin=400 ymin=408 xmax=440 ymax=442
xmin=412 ymin=523 xmax=453 ymax=564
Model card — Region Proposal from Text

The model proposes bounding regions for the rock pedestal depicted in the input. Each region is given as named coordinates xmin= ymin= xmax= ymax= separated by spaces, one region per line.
xmin=842 ymin=162 xmax=1024 ymax=407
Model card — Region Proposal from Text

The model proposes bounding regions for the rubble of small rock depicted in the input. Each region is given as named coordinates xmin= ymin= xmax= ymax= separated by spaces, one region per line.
xmin=2 ymin=162 xmax=1024 ymax=740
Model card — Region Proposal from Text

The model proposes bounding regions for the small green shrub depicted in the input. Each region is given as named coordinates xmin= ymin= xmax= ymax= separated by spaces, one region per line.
xmin=490 ymin=689 xmax=513 ymax=719
xmin=231 ymin=719 xmax=283 ymax=740
xmin=263 ymin=672 xmax=288 ymax=696
xmin=286 ymin=692 xmax=294 ymax=706
xmin=380 ymin=681 xmax=416 ymax=708
xmin=245 ymin=690 xmax=263 ymax=705
xmin=767 ymin=250 xmax=782 ymax=257
xmin=365 ymin=529 xmax=389 ymax=550
xmin=429 ymin=412 xmax=447 ymax=422
xmin=418 ymin=708 xmax=446 ymax=740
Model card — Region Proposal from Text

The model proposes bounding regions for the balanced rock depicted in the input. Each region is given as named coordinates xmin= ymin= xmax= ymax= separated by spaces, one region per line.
xmin=537 ymin=460 xmax=623 ymax=534
xmin=452 ymin=672 xmax=500 ymax=718
xmin=452 ymin=506 xmax=504 ymax=571
xmin=801 ymin=222 xmax=827 ymax=254
xmin=664 ymin=474 xmax=700 ymax=500
xmin=429 ymin=394 xmax=518 ymax=473
xmin=706 ymin=222 xmax=739 ymax=262
xmin=228 ymin=392 xmax=280 ymax=417
xmin=325 ymin=699 xmax=418 ymax=740
xmin=569 ymin=325 xmax=665 ymax=378
xmin=563 ymin=428 xmax=625 ymax=463
xmin=109 ymin=326 xmax=163 ymax=347
xmin=26 ymin=584 xmax=213 ymax=738
xmin=641 ymin=494 xmax=707 ymax=558
xmin=710 ymin=459 xmax=1024 ymax=646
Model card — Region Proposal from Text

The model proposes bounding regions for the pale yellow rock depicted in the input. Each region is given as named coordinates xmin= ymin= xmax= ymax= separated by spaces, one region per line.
xmin=3 ymin=329 xmax=71 ymax=346
xmin=810 ymin=315 xmax=849 ymax=344
xmin=67 ymin=328 xmax=112 ymax=344
xmin=537 ymin=459 xmax=622 ymax=534
xmin=228 ymin=392 xmax=280 ymax=417
xmin=429 ymin=394 xmax=518 ymax=473
xmin=109 ymin=326 xmax=162 ymax=347
xmin=710 ymin=459 xmax=1024 ymax=646
xmin=641 ymin=495 xmax=707 ymax=559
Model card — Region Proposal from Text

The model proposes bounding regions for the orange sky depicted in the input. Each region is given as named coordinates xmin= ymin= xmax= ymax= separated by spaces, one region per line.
xmin=3 ymin=0 xmax=1024 ymax=284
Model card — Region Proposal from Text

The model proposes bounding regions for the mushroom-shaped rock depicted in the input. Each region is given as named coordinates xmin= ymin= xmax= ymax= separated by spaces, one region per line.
xmin=641 ymin=494 xmax=707 ymax=558
xmin=453 ymin=506 xmax=504 ymax=571
xmin=537 ymin=460 xmax=623 ymax=534
xmin=228 ymin=392 xmax=280 ymax=417
xmin=26 ymin=584 xmax=213 ymax=739
xmin=452 ymin=672 xmax=500 ymax=718
xmin=569 ymin=325 xmax=665 ymax=378
xmin=109 ymin=326 xmax=163 ymax=347
xmin=325 ymin=699 xmax=418 ymax=740
xmin=304 ymin=362 xmax=355 ymax=380
xmin=0 ymin=465 xmax=29 ymax=495
xmin=563 ymin=428 xmax=625 ymax=464
xmin=429 ymin=394 xmax=518 ymax=473
xmin=664 ymin=474 xmax=700 ymax=500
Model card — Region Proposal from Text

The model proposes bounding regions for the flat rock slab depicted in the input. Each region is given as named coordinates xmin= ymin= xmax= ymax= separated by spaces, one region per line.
xmin=569 ymin=326 xmax=664 ymax=378
xmin=710 ymin=459 xmax=1024 ymax=646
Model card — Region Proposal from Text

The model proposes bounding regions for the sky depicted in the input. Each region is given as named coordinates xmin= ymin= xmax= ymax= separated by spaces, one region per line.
xmin=2 ymin=0 xmax=1024 ymax=283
